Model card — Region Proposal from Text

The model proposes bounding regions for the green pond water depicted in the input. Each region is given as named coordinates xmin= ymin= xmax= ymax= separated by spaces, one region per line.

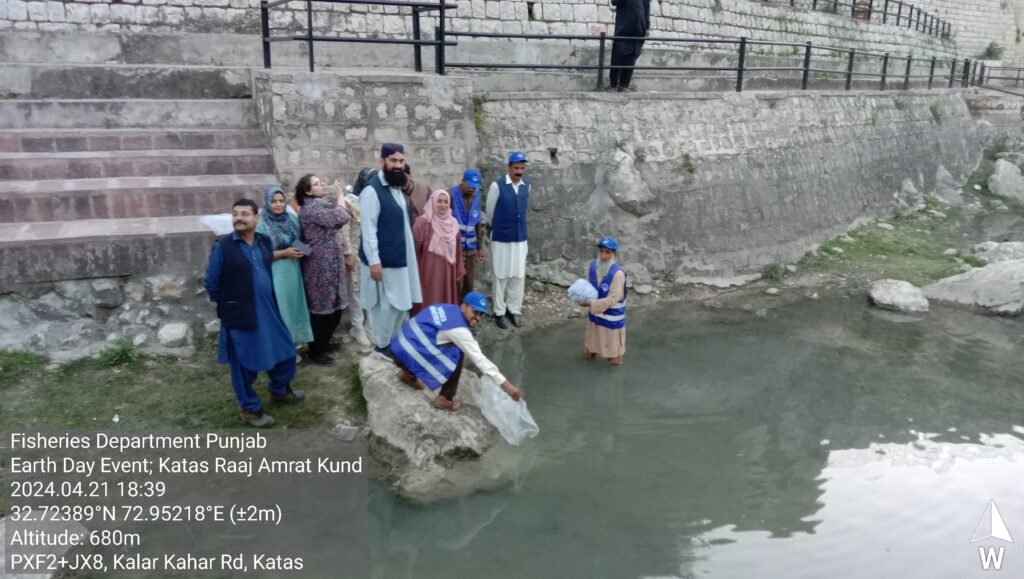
xmin=368 ymin=297 xmax=1024 ymax=578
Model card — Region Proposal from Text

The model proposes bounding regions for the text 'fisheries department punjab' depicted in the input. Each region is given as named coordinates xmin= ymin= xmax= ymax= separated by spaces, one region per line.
xmin=4 ymin=430 xmax=369 ymax=576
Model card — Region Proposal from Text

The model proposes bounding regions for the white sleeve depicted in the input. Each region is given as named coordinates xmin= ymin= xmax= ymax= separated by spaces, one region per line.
xmin=437 ymin=327 xmax=506 ymax=385
xmin=485 ymin=181 xmax=499 ymax=226
xmin=359 ymin=185 xmax=381 ymax=266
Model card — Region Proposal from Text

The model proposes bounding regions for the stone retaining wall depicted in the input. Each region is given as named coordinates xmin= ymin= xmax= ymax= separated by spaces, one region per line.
xmin=0 ymin=0 xmax=963 ymax=59
xmin=472 ymin=89 xmax=982 ymax=286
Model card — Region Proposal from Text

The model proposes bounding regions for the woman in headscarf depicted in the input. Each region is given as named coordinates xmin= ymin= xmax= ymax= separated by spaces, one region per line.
xmin=256 ymin=186 xmax=314 ymax=345
xmin=294 ymin=174 xmax=353 ymax=366
xmin=411 ymin=189 xmax=465 ymax=315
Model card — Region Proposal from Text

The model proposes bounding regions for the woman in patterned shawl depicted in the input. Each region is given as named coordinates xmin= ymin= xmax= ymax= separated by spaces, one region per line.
xmin=295 ymin=174 xmax=353 ymax=366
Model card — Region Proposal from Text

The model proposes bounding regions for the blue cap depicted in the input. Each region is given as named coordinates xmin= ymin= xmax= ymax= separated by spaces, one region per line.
xmin=597 ymin=236 xmax=619 ymax=251
xmin=463 ymin=168 xmax=482 ymax=188
xmin=508 ymin=151 xmax=527 ymax=164
xmin=463 ymin=291 xmax=488 ymax=313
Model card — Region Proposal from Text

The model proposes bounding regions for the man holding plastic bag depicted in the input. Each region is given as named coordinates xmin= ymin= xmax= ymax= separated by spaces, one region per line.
xmin=390 ymin=292 xmax=522 ymax=411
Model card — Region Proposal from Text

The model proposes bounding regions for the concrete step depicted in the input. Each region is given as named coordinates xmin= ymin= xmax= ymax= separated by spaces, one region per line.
xmin=0 ymin=216 xmax=220 ymax=286
xmin=0 ymin=148 xmax=273 ymax=181
xmin=0 ymin=64 xmax=253 ymax=100
xmin=0 ymin=99 xmax=257 ymax=129
xmin=1 ymin=174 xmax=273 ymax=223
xmin=0 ymin=129 xmax=266 ymax=153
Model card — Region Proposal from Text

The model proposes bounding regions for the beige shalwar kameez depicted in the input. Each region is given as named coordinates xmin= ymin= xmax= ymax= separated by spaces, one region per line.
xmin=583 ymin=268 xmax=626 ymax=359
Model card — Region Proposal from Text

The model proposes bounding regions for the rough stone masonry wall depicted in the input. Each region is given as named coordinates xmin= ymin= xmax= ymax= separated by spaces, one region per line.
xmin=0 ymin=0 xmax=958 ymax=59
xmin=252 ymin=71 xmax=475 ymax=190
xmin=911 ymin=0 xmax=1024 ymax=62
xmin=472 ymin=89 xmax=982 ymax=287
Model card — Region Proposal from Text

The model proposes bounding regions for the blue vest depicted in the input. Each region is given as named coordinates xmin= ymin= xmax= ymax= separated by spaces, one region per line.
xmin=490 ymin=177 xmax=529 ymax=243
xmin=450 ymin=185 xmax=482 ymax=251
xmin=215 ymin=233 xmax=275 ymax=330
xmin=390 ymin=304 xmax=468 ymax=391
xmin=358 ymin=177 xmax=408 ymax=268
xmin=588 ymin=260 xmax=627 ymax=330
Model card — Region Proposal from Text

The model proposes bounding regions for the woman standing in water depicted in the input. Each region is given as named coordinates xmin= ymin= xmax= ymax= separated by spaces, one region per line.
xmin=256 ymin=186 xmax=313 ymax=346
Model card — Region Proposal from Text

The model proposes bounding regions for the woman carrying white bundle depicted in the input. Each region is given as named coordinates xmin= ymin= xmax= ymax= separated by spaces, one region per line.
xmin=577 ymin=237 xmax=627 ymax=366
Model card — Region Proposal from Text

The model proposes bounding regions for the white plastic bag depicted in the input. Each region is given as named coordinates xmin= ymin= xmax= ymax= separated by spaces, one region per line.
xmin=567 ymin=278 xmax=598 ymax=303
xmin=473 ymin=376 xmax=539 ymax=446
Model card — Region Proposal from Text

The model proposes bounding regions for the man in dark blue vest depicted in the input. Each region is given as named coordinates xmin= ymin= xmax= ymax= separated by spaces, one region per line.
xmin=359 ymin=143 xmax=422 ymax=356
xmin=485 ymin=151 xmax=530 ymax=330
xmin=390 ymin=291 xmax=521 ymax=411
xmin=451 ymin=167 xmax=486 ymax=299
xmin=203 ymin=199 xmax=304 ymax=428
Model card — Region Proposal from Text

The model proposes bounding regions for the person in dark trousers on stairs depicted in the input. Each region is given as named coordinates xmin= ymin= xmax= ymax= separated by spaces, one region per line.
xmin=204 ymin=199 xmax=306 ymax=428
xmin=609 ymin=0 xmax=651 ymax=92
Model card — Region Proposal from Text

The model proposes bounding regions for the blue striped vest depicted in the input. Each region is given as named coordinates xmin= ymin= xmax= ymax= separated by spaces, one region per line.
xmin=390 ymin=303 xmax=467 ymax=391
xmin=588 ymin=261 xmax=627 ymax=330
xmin=450 ymin=186 xmax=482 ymax=251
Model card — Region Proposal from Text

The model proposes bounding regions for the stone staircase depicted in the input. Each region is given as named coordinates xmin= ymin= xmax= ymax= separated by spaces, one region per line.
xmin=0 ymin=33 xmax=276 ymax=289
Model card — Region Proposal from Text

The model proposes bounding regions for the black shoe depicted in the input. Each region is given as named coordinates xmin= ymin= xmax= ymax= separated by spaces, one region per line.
xmin=506 ymin=312 xmax=521 ymax=327
xmin=271 ymin=387 xmax=306 ymax=404
xmin=494 ymin=315 xmax=508 ymax=330
xmin=308 ymin=354 xmax=336 ymax=366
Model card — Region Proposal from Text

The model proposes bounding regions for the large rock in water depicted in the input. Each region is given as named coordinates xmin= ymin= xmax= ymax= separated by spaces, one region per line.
xmin=922 ymin=259 xmax=1024 ymax=314
xmin=868 ymin=279 xmax=929 ymax=313
xmin=360 ymin=354 xmax=527 ymax=503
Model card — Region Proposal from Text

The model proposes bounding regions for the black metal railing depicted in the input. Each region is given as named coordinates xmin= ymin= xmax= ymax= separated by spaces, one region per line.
xmin=260 ymin=0 xmax=456 ymax=72
xmin=788 ymin=0 xmax=951 ymax=39
xmin=445 ymin=31 xmax=976 ymax=93
xmin=257 ymin=0 xmax=1003 ymax=95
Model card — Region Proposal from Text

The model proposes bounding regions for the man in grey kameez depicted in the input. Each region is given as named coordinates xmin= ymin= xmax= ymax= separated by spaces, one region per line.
xmin=359 ymin=143 xmax=422 ymax=355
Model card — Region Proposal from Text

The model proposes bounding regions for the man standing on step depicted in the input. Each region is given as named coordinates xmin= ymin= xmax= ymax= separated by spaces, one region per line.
xmin=359 ymin=143 xmax=422 ymax=356
xmin=486 ymin=151 xmax=530 ymax=330
xmin=609 ymin=0 xmax=651 ymax=92
xmin=204 ymin=199 xmax=305 ymax=428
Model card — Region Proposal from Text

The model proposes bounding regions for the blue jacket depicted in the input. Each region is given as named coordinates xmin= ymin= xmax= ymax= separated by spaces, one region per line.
xmin=490 ymin=177 xmax=529 ymax=243
xmin=588 ymin=260 xmax=627 ymax=330
xmin=390 ymin=304 xmax=468 ymax=390
xmin=451 ymin=185 xmax=482 ymax=251
xmin=359 ymin=176 xmax=408 ymax=268
xmin=204 ymin=232 xmax=275 ymax=330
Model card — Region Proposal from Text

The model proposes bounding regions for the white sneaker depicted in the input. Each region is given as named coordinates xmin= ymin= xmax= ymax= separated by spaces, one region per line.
xmin=349 ymin=326 xmax=371 ymax=348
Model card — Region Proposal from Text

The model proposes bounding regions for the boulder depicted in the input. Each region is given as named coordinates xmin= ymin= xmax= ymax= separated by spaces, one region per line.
xmin=922 ymin=259 xmax=1024 ymax=314
xmin=868 ymin=279 xmax=929 ymax=313
xmin=157 ymin=323 xmax=192 ymax=347
xmin=360 ymin=354 xmax=523 ymax=503
xmin=90 ymin=278 xmax=125 ymax=308
xmin=145 ymin=274 xmax=188 ymax=300
xmin=971 ymin=241 xmax=1024 ymax=264
xmin=987 ymin=160 xmax=1024 ymax=202
xmin=599 ymin=148 xmax=656 ymax=217
xmin=933 ymin=165 xmax=964 ymax=206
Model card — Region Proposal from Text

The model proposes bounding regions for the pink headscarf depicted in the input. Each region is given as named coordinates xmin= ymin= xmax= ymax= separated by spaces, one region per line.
xmin=423 ymin=189 xmax=460 ymax=265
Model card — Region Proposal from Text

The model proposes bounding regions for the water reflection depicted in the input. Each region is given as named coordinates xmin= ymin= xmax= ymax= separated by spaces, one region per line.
xmin=369 ymin=298 xmax=1024 ymax=578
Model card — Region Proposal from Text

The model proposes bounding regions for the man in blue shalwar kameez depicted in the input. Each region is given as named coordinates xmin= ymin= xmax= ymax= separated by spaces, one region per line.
xmin=204 ymin=199 xmax=305 ymax=428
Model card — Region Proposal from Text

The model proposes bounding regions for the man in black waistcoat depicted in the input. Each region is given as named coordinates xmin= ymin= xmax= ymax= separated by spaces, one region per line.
xmin=204 ymin=199 xmax=305 ymax=428
xmin=609 ymin=0 xmax=651 ymax=92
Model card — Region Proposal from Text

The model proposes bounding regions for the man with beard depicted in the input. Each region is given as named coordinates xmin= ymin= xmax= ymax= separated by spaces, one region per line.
xmin=359 ymin=143 xmax=422 ymax=356
xmin=608 ymin=0 xmax=651 ymax=92
xmin=486 ymin=151 xmax=530 ymax=330
xmin=579 ymin=237 xmax=626 ymax=365
xmin=204 ymin=199 xmax=305 ymax=428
